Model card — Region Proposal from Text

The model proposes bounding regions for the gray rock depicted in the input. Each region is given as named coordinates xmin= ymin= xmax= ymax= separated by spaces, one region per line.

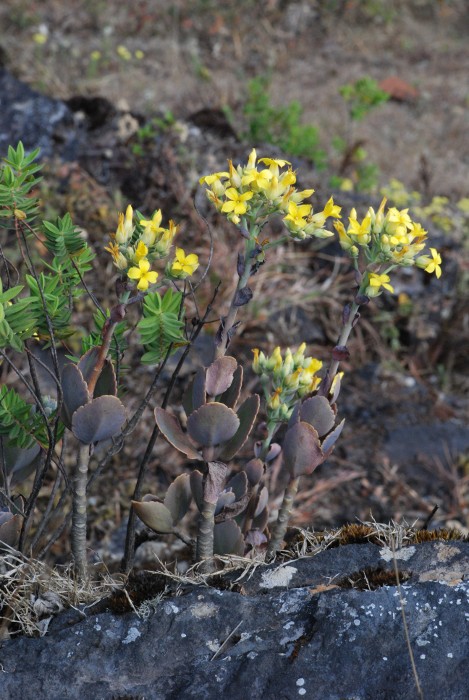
xmin=0 ymin=69 xmax=83 ymax=160
xmin=1 ymin=541 xmax=468 ymax=699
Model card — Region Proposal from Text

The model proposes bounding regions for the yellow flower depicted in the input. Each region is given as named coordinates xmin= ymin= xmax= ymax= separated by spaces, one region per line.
xmin=366 ymin=272 xmax=394 ymax=297
xmin=283 ymin=201 xmax=312 ymax=230
xmin=170 ymin=248 xmax=199 ymax=278
xmin=348 ymin=209 xmax=371 ymax=245
xmin=115 ymin=204 xmax=134 ymax=245
xmin=241 ymin=168 xmax=272 ymax=191
xmin=134 ymin=241 xmax=148 ymax=262
xmin=140 ymin=209 xmax=164 ymax=241
xmin=322 ymin=196 xmax=342 ymax=219
xmin=416 ymin=248 xmax=442 ymax=278
xmin=221 ymin=188 xmax=253 ymax=216
xmin=334 ymin=220 xmax=358 ymax=255
xmin=105 ymin=241 xmax=128 ymax=270
xmin=127 ymin=258 xmax=158 ymax=291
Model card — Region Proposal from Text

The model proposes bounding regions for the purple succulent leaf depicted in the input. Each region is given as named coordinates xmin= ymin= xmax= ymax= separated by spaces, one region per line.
xmin=61 ymin=363 xmax=90 ymax=428
xmin=1 ymin=441 xmax=41 ymax=487
xmin=71 ymin=396 xmax=126 ymax=445
xmin=322 ymin=418 xmax=345 ymax=456
xmin=252 ymin=506 xmax=269 ymax=532
xmin=190 ymin=470 xmax=204 ymax=512
xmin=225 ymin=471 xmax=248 ymax=501
xmin=283 ymin=421 xmax=325 ymax=478
xmin=265 ymin=443 xmax=282 ymax=462
xmin=164 ymin=473 xmax=192 ymax=524
xmin=215 ymin=490 xmax=236 ymax=516
xmin=131 ymin=500 xmax=174 ymax=533
xmin=287 ymin=402 xmax=300 ymax=429
xmin=205 ymin=356 xmax=237 ymax=397
xmin=187 ymin=403 xmax=240 ymax=447
xmin=217 ymin=394 xmax=260 ymax=461
xmin=77 ymin=347 xmax=100 ymax=384
xmin=214 ymin=490 xmax=251 ymax=522
xmin=191 ymin=367 xmax=207 ymax=411
xmin=154 ymin=407 xmax=201 ymax=459
xmin=254 ymin=486 xmax=269 ymax=518
xmin=213 ymin=520 xmax=245 ymax=556
xmin=299 ymin=395 xmax=336 ymax=437
xmin=218 ymin=365 xmax=243 ymax=409
xmin=245 ymin=458 xmax=264 ymax=486
xmin=94 ymin=359 xmax=117 ymax=398
xmin=205 ymin=461 xmax=230 ymax=505
xmin=0 ymin=512 xmax=22 ymax=548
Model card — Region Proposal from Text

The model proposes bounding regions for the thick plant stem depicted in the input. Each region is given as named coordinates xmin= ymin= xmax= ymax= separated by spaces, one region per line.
xmin=266 ymin=476 xmax=300 ymax=558
xmin=72 ymin=442 xmax=90 ymax=581
xmin=196 ymin=499 xmax=217 ymax=572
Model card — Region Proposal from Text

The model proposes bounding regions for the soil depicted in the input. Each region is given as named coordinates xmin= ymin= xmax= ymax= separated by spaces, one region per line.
xmin=0 ymin=1 xmax=468 ymax=569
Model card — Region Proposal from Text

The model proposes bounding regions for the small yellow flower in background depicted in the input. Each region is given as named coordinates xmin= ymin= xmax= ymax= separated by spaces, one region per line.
xmin=416 ymin=247 xmax=442 ymax=278
xmin=170 ymin=248 xmax=199 ymax=278
xmin=366 ymin=272 xmax=394 ymax=297
xmin=14 ymin=209 xmax=27 ymax=220
xmin=33 ymin=32 xmax=48 ymax=45
xmin=221 ymin=188 xmax=253 ymax=216
xmin=115 ymin=204 xmax=134 ymax=245
xmin=127 ymin=259 xmax=158 ymax=291
xmin=134 ymin=50 xmax=144 ymax=60
xmin=117 ymin=45 xmax=132 ymax=61
xmin=90 ymin=50 xmax=102 ymax=61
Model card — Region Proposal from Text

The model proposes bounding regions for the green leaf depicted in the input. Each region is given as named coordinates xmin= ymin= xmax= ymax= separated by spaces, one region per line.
xmin=138 ymin=290 xmax=187 ymax=365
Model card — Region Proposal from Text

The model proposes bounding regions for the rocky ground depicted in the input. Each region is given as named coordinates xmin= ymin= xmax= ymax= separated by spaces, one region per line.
xmin=0 ymin=1 xmax=468 ymax=568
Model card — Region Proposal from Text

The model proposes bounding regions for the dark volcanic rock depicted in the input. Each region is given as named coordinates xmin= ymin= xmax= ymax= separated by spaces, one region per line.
xmin=1 ymin=541 xmax=468 ymax=700
xmin=0 ymin=69 xmax=84 ymax=159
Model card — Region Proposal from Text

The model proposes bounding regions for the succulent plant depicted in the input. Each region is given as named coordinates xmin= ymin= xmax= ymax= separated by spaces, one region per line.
xmin=61 ymin=347 xmax=126 ymax=445
xmin=0 ymin=438 xmax=41 ymax=489
xmin=267 ymin=394 xmax=344 ymax=556
xmin=133 ymin=357 xmax=260 ymax=566
xmin=131 ymin=474 xmax=192 ymax=534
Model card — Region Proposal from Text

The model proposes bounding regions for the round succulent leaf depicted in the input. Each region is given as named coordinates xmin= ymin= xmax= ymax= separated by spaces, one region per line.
xmin=190 ymin=470 xmax=204 ymax=512
xmin=322 ymin=418 xmax=345 ymax=456
xmin=205 ymin=356 xmax=237 ymax=397
xmin=265 ymin=443 xmax=282 ymax=463
xmin=131 ymin=500 xmax=174 ymax=533
xmin=61 ymin=363 xmax=90 ymax=428
xmin=225 ymin=471 xmax=248 ymax=501
xmin=214 ymin=490 xmax=251 ymax=522
xmin=154 ymin=408 xmax=201 ymax=459
xmin=245 ymin=458 xmax=264 ymax=486
xmin=217 ymin=394 xmax=260 ymax=461
xmin=252 ymin=506 xmax=269 ymax=532
xmin=218 ymin=365 xmax=243 ymax=409
xmin=187 ymin=403 xmax=239 ymax=447
xmin=192 ymin=367 xmax=207 ymax=411
xmin=71 ymin=395 xmax=126 ymax=444
xmin=283 ymin=421 xmax=324 ymax=477
xmin=94 ymin=359 xmax=117 ymax=398
xmin=77 ymin=347 xmax=101 ymax=384
xmin=0 ymin=440 xmax=41 ymax=487
xmin=0 ymin=512 xmax=22 ymax=548
xmin=164 ymin=473 xmax=192 ymax=524
xmin=213 ymin=520 xmax=245 ymax=556
xmin=215 ymin=490 xmax=236 ymax=516
xmin=299 ymin=396 xmax=336 ymax=437
xmin=254 ymin=486 xmax=269 ymax=518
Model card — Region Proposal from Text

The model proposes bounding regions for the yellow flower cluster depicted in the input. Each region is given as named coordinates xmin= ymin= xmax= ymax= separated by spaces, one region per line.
xmin=252 ymin=343 xmax=325 ymax=422
xmin=334 ymin=197 xmax=442 ymax=296
xmin=200 ymin=149 xmax=341 ymax=240
xmin=105 ymin=205 xmax=199 ymax=291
